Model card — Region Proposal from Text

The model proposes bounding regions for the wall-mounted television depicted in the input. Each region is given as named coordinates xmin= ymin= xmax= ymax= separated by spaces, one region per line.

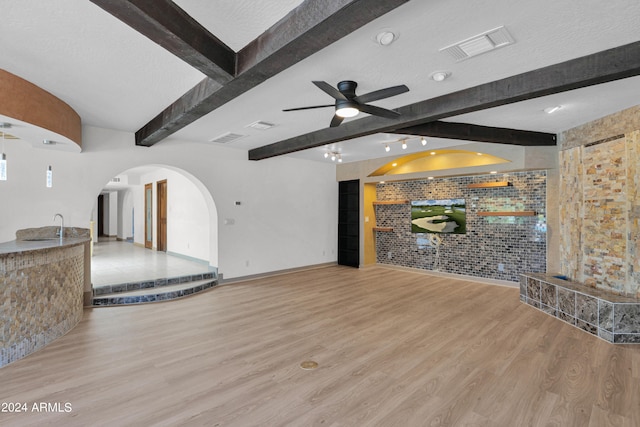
xmin=411 ymin=198 xmax=466 ymax=234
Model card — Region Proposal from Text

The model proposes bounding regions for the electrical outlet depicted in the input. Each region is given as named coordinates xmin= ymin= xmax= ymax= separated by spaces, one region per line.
xmin=388 ymin=251 xmax=392 ymax=259
xmin=498 ymin=263 xmax=504 ymax=272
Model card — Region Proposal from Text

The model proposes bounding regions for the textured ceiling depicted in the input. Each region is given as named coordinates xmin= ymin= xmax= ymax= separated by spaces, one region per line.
xmin=1 ymin=0 xmax=640 ymax=163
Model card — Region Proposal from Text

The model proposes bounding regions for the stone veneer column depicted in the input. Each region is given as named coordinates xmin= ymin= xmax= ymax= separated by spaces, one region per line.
xmin=582 ymin=136 xmax=627 ymax=293
xmin=559 ymin=146 xmax=583 ymax=280
xmin=628 ymin=130 xmax=640 ymax=289
xmin=558 ymin=105 xmax=640 ymax=296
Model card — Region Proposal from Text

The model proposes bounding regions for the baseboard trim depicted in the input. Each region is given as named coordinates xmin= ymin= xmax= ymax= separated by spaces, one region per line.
xmin=166 ymin=251 xmax=211 ymax=267
xmin=369 ymin=264 xmax=519 ymax=288
xmin=220 ymin=262 xmax=337 ymax=285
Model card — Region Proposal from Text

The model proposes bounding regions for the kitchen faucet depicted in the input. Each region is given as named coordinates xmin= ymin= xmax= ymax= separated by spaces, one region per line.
xmin=54 ymin=213 xmax=64 ymax=241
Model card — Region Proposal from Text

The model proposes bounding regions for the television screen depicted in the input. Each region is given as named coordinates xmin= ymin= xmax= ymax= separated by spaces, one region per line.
xmin=411 ymin=198 xmax=466 ymax=234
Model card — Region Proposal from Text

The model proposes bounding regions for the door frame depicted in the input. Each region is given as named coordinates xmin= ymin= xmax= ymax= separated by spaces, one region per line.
xmin=157 ymin=179 xmax=167 ymax=252
xmin=144 ymin=183 xmax=153 ymax=249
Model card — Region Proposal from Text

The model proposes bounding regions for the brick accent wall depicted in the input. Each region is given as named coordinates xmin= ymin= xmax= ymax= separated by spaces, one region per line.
xmin=374 ymin=171 xmax=547 ymax=282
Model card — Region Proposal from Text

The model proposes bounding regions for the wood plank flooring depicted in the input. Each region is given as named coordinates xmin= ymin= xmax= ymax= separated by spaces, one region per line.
xmin=1 ymin=265 xmax=640 ymax=426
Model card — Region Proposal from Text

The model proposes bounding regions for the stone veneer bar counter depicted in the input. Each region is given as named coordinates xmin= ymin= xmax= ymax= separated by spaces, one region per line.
xmin=0 ymin=227 xmax=90 ymax=367
xmin=520 ymin=273 xmax=640 ymax=344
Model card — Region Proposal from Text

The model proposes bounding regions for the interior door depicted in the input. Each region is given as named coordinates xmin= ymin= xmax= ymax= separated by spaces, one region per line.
xmin=97 ymin=194 xmax=105 ymax=239
xmin=157 ymin=180 xmax=167 ymax=252
xmin=144 ymin=183 xmax=153 ymax=249
xmin=338 ymin=179 xmax=360 ymax=267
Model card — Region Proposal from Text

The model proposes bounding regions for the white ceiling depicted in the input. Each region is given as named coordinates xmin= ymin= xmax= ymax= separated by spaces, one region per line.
xmin=2 ymin=0 xmax=640 ymax=164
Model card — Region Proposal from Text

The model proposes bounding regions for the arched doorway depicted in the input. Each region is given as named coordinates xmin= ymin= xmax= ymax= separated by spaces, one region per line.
xmin=91 ymin=165 xmax=218 ymax=288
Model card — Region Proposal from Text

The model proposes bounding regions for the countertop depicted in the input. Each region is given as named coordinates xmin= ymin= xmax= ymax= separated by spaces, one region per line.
xmin=0 ymin=237 xmax=91 ymax=256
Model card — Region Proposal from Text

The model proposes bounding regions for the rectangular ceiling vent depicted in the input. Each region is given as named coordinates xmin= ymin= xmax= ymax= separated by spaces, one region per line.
xmin=209 ymin=132 xmax=246 ymax=144
xmin=440 ymin=26 xmax=514 ymax=61
xmin=246 ymin=121 xmax=275 ymax=130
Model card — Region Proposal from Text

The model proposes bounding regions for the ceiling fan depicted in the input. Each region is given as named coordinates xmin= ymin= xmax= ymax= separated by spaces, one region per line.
xmin=283 ymin=80 xmax=409 ymax=127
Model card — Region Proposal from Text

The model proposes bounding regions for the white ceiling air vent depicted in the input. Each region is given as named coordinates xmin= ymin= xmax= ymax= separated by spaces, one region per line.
xmin=246 ymin=121 xmax=275 ymax=130
xmin=209 ymin=132 xmax=246 ymax=144
xmin=440 ymin=26 xmax=515 ymax=61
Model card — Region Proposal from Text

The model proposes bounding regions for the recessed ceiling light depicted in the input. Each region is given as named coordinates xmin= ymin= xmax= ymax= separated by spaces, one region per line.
xmin=401 ymin=141 xmax=407 ymax=149
xmin=430 ymin=152 xmax=436 ymax=155
xmin=421 ymin=137 xmax=427 ymax=146
xmin=392 ymin=163 xmax=397 ymax=167
xmin=430 ymin=71 xmax=451 ymax=82
xmin=376 ymin=30 xmax=396 ymax=46
xmin=428 ymin=176 xmax=434 ymax=180
xmin=543 ymin=105 xmax=562 ymax=114
xmin=380 ymin=181 xmax=385 ymax=184
xmin=385 ymin=144 xmax=390 ymax=152
xmin=490 ymin=170 xmax=498 ymax=174
xmin=477 ymin=152 xmax=483 ymax=156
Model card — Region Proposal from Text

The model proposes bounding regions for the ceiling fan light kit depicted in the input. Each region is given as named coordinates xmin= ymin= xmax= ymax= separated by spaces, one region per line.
xmin=283 ymin=79 xmax=409 ymax=127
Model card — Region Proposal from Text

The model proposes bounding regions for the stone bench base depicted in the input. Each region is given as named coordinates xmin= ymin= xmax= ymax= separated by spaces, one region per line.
xmin=520 ymin=273 xmax=640 ymax=344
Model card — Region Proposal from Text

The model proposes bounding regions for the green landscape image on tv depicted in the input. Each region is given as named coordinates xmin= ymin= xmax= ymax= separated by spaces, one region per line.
xmin=411 ymin=198 xmax=466 ymax=234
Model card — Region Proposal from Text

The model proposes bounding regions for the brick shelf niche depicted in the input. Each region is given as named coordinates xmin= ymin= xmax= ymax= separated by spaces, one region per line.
xmin=520 ymin=273 xmax=640 ymax=344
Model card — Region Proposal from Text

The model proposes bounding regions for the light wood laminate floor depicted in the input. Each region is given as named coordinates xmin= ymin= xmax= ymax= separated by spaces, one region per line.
xmin=1 ymin=266 xmax=639 ymax=426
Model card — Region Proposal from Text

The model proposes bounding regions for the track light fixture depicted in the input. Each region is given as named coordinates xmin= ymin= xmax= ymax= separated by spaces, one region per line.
xmin=382 ymin=136 xmax=429 ymax=152
xmin=323 ymin=150 xmax=342 ymax=162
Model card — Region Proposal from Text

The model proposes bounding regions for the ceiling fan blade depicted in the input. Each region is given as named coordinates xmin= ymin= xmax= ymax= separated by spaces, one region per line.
xmin=353 ymin=84 xmax=409 ymax=104
xmin=359 ymin=103 xmax=401 ymax=119
xmin=282 ymin=104 xmax=334 ymax=112
xmin=313 ymin=81 xmax=348 ymax=101
xmin=329 ymin=114 xmax=344 ymax=127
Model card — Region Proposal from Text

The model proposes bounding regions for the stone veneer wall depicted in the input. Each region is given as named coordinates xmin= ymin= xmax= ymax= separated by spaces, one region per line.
xmin=1 ymin=244 xmax=85 ymax=367
xmin=559 ymin=104 xmax=640 ymax=296
xmin=375 ymin=171 xmax=547 ymax=282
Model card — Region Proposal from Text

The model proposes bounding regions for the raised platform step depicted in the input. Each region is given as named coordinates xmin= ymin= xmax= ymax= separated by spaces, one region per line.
xmin=92 ymin=272 xmax=217 ymax=306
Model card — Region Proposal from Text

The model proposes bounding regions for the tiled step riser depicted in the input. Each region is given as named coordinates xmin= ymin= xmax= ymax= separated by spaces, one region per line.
xmin=93 ymin=279 xmax=217 ymax=306
xmin=93 ymin=272 xmax=216 ymax=296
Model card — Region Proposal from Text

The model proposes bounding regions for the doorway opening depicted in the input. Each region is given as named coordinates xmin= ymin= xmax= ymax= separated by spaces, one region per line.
xmin=91 ymin=165 xmax=218 ymax=288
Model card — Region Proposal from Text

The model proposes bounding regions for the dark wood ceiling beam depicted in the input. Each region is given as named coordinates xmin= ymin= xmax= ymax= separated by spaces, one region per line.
xmin=248 ymin=40 xmax=640 ymax=160
xmin=394 ymin=121 xmax=557 ymax=146
xmin=90 ymin=0 xmax=235 ymax=81
xmin=130 ymin=0 xmax=410 ymax=146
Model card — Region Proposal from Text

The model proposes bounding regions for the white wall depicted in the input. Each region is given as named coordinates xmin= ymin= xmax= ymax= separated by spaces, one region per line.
xmin=107 ymin=191 xmax=117 ymax=237
xmin=0 ymin=126 xmax=338 ymax=279
xmin=117 ymin=189 xmax=134 ymax=240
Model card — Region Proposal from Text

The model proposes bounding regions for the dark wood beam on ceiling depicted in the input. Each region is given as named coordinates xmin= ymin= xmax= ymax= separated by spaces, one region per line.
xmin=90 ymin=0 xmax=236 ymax=81
xmin=129 ymin=0 xmax=410 ymax=146
xmin=249 ymin=40 xmax=640 ymax=160
xmin=394 ymin=121 xmax=557 ymax=146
